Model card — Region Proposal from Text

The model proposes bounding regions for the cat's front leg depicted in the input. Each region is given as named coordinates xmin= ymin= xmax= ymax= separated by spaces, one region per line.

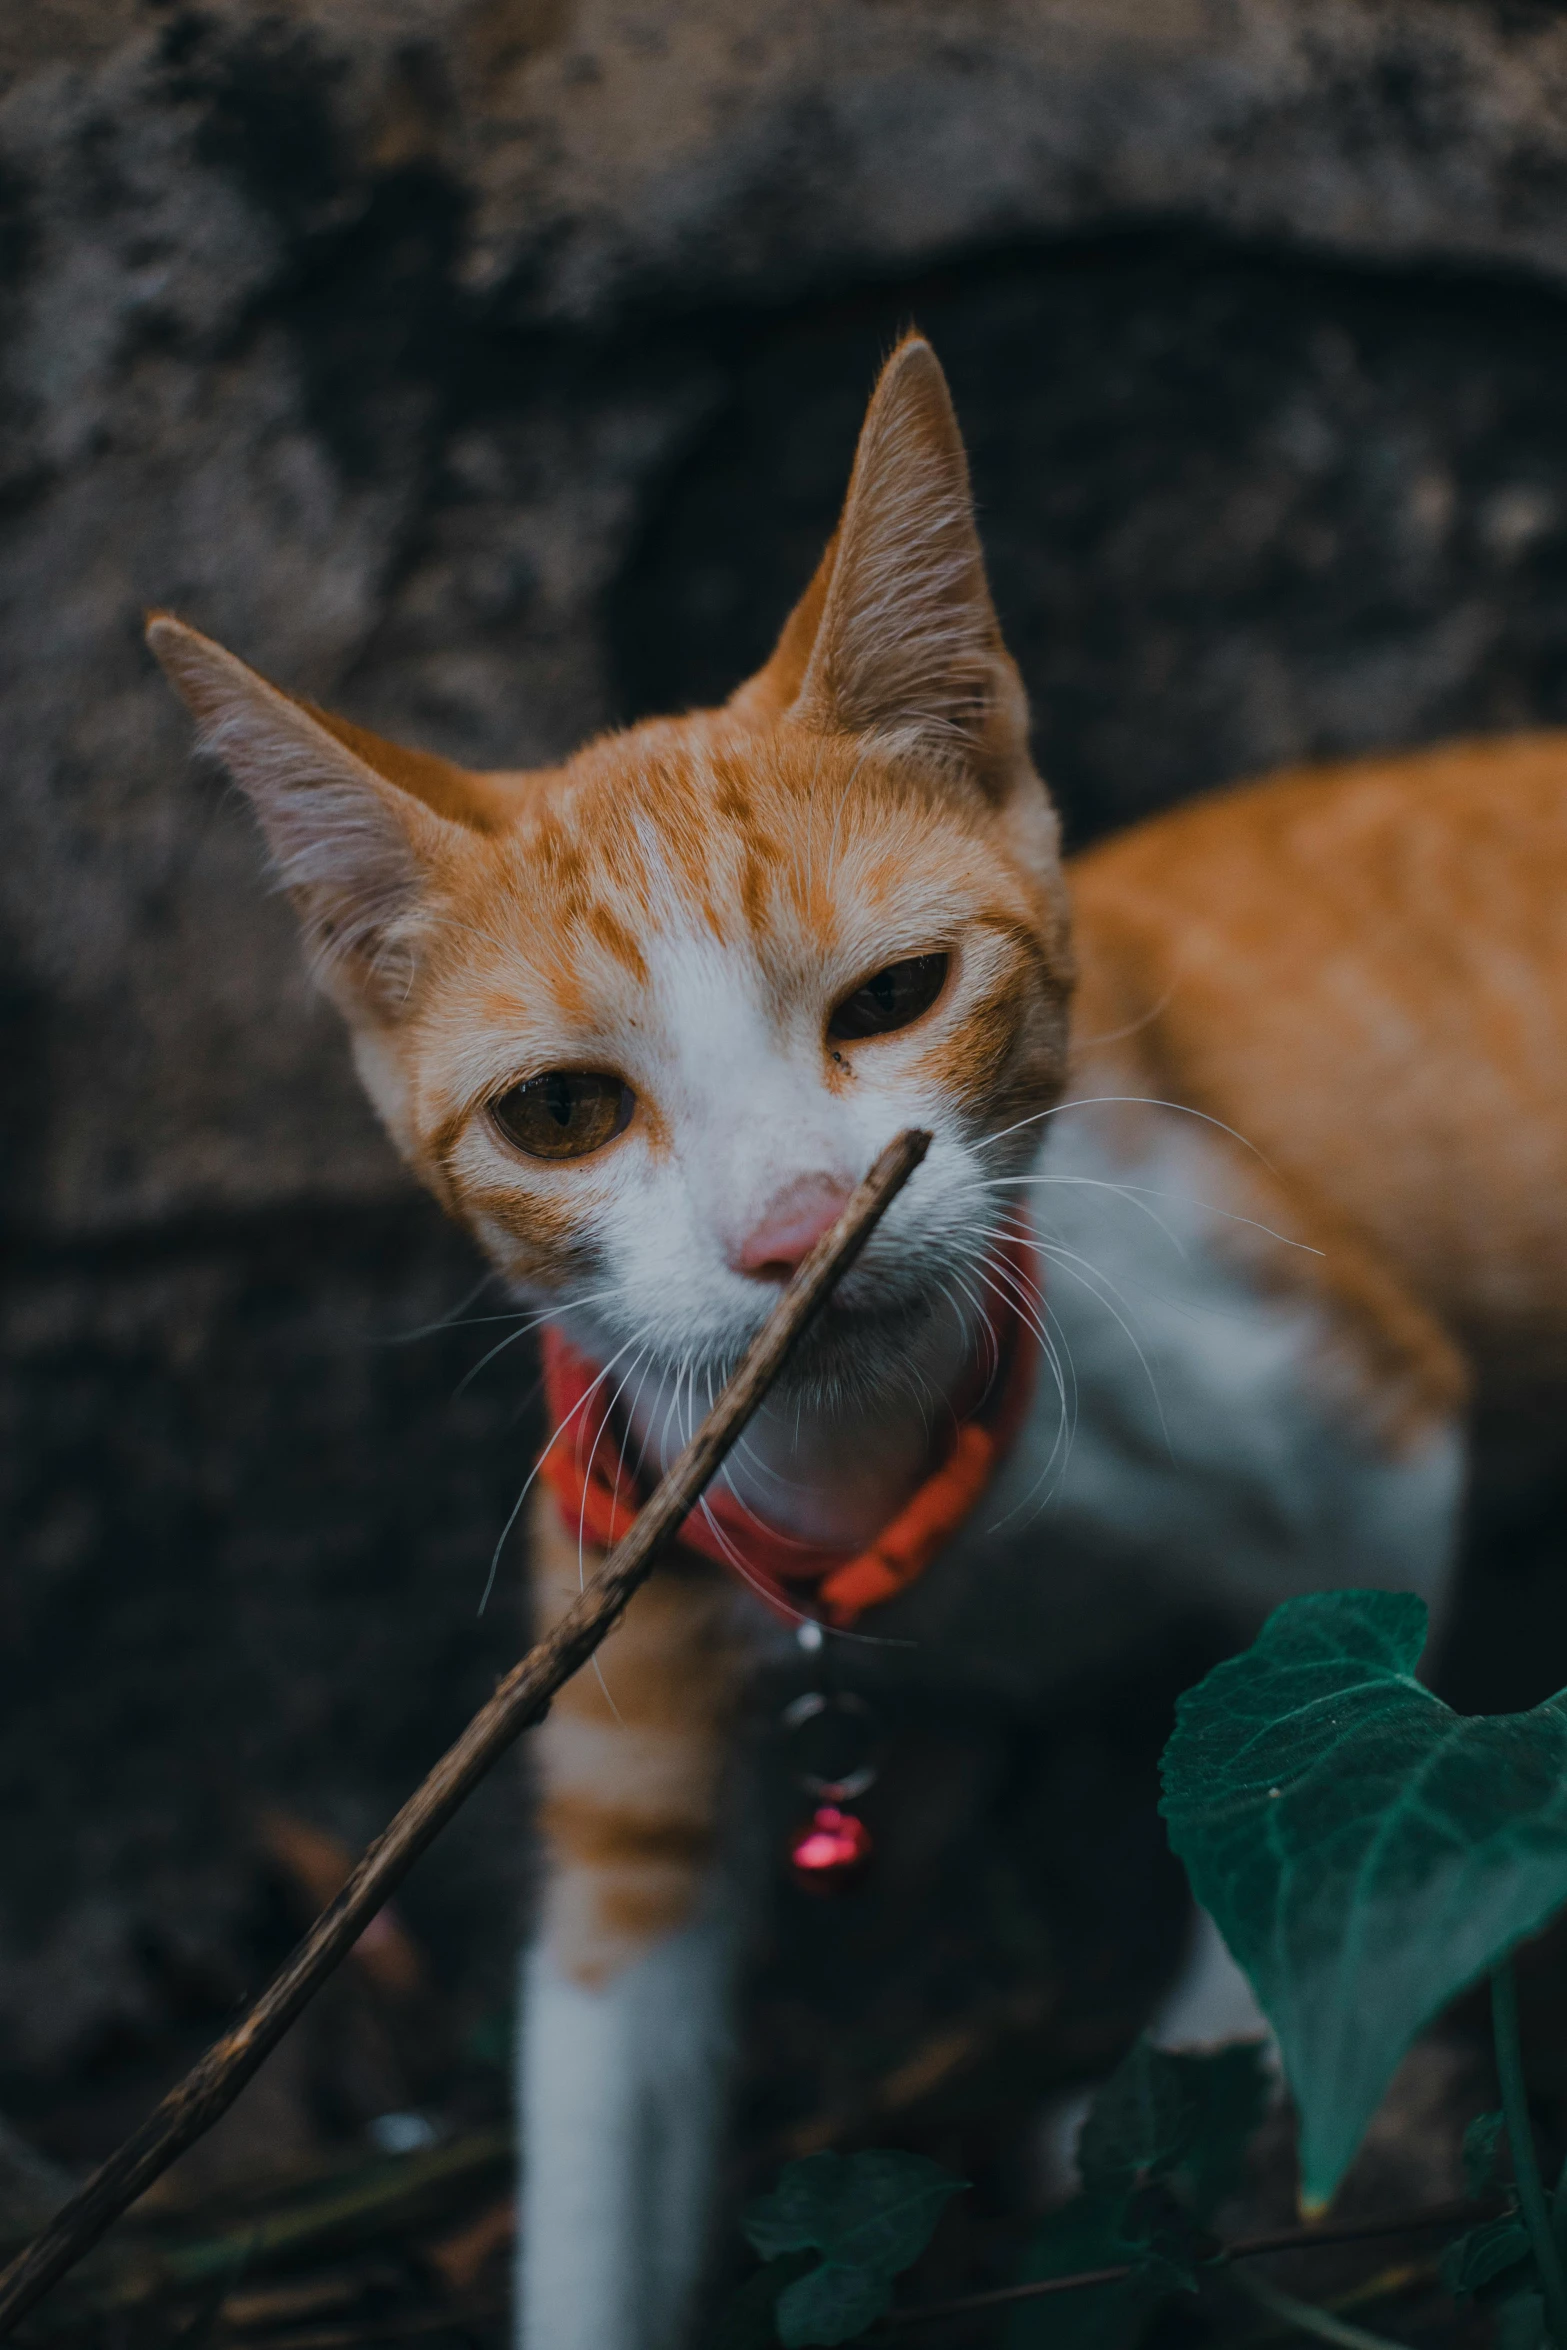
xmin=519 ymin=1906 xmax=735 ymax=2349
xmin=517 ymin=1493 xmax=745 ymax=2350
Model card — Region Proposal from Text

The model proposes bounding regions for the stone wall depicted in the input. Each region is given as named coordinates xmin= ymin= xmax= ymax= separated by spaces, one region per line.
xmin=7 ymin=0 xmax=1567 ymax=2128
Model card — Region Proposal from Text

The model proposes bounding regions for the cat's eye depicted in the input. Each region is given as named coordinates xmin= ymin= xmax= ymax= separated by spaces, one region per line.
xmin=828 ymin=953 xmax=949 ymax=1043
xmin=490 ymin=1071 xmax=634 ymax=1161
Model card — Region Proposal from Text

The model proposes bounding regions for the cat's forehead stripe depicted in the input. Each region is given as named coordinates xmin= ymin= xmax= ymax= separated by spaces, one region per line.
xmin=430 ymin=721 xmax=1051 ymax=1099
xmin=580 ymin=901 xmax=651 ymax=985
xmin=531 ymin=725 xmax=988 ymax=961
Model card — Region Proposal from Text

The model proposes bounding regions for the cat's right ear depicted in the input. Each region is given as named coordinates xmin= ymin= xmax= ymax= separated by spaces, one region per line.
xmin=147 ymin=615 xmax=499 ymax=1021
xmin=745 ymin=336 xmax=1031 ymax=792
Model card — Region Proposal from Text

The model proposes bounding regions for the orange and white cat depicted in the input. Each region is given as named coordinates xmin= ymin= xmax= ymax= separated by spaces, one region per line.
xmin=150 ymin=336 xmax=1567 ymax=2349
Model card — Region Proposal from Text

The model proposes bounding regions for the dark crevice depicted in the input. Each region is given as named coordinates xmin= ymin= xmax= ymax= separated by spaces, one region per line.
xmin=608 ymin=226 xmax=1567 ymax=847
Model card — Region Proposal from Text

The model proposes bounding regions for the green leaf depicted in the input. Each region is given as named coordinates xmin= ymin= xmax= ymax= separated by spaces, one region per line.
xmin=1005 ymin=2042 xmax=1261 ymax=2348
xmin=775 ymin=2263 xmax=891 ymax=2347
xmin=742 ymin=2152 xmax=967 ymax=2345
xmin=1159 ymin=1590 xmax=1567 ymax=2209
xmin=743 ymin=2151 xmax=964 ymax=2275
xmin=1003 ymin=2195 xmax=1163 ymax=2350
xmin=1441 ymin=2215 xmax=1533 ymax=2300
xmin=1164 ymin=2043 xmax=1272 ymax=2220
xmin=708 ymin=2251 xmax=817 ymax=2348
xmin=1077 ymin=2040 xmax=1194 ymax=2198
xmin=1463 ymin=2112 xmax=1507 ymax=2198
xmin=1117 ymin=2186 xmax=1208 ymax=2296
xmin=1074 ymin=2037 xmax=1269 ymax=2220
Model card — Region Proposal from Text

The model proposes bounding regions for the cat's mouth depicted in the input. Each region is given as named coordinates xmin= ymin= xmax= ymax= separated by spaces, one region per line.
xmin=619 ymin=1274 xmax=949 ymax=1411
xmin=551 ymin=1206 xmax=996 ymax=1417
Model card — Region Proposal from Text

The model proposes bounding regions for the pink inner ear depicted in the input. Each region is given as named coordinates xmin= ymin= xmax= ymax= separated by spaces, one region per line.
xmin=734 ymin=1175 xmax=855 ymax=1281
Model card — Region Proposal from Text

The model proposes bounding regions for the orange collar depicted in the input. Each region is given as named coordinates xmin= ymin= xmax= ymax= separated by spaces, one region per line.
xmin=537 ymin=1230 xmax=1039 ymax=1629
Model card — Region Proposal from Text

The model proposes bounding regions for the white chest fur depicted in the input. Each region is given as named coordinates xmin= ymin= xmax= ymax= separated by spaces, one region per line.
xmin=1006 ymin=1104 xmax=1463 ymax=1620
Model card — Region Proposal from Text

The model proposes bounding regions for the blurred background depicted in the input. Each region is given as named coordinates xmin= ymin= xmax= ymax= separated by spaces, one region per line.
xmin=8 ymin=0 xmax=1567 ymax=2336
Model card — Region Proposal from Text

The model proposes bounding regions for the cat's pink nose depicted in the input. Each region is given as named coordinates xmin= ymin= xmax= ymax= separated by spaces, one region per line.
xmin=735 ymin=1177 xmax=854 ymax=1283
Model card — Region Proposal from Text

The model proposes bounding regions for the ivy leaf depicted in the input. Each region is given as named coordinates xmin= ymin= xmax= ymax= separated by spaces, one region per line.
xmin=1441 ymin=2215 xmax=1533 ymax=2300
xmin=1002 ymin=2188 xmax=1205 ymax=2349
xmin=709 ymin=2252 xmax=817 ymax=2348
xmin=1160 ymin=1590 xmax=1567 ymax=2209
xmin=743 ymin=2150 xmax=965 ymax=2274
xmin=1006 ymin=2041 xmax=1262 ymax=2346
xmin=1463 ymin=2111 xmax=1507 ymax=2199
xmin=1164 ymin=2043 xmax=1272 ymax=2221
xmin=1076 ymin=2040 xmax=1193 ymax=2199
xmin=1075 ymin=2037 xmax=1269 ymax=2220
xmin=1117 ymin=2184 xmax=1210 ymax=2295
xmin=1004 ymin=2192 xmax=1165 ymax=2350
xmin=774 ymin=2264 xmax=891 ymax=2348
xmin=742 ymin=2152 xmax=966 ymax=2346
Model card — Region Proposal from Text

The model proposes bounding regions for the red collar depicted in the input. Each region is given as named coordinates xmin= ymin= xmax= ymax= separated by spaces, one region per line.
xmin=537 ymin=1229 xmax=1039 ymax=1629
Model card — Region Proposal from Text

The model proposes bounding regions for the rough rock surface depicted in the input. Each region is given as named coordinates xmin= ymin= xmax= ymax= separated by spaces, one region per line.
xmin=7 ymin=0 xmax=1567 ymax=2134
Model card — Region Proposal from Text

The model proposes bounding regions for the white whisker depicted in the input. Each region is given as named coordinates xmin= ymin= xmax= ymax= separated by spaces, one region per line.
xmin=381 ymin=1272 xmax=498 ymax=1345
xmin=976 ymin=1092 xmax=1282 ymax=1176
xmin=978 ymin=1172 xmax=1321 ymax=1259
xmin=477 ymin=1325 xmax=650 ymax=1618
xmin=1030 ymin=1238 xmax=1174 ymax=1462
xmin=451 ymin=1289 xmax=619 ymax=1398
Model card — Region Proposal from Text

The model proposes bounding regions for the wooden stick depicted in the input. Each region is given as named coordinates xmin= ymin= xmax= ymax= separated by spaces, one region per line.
xmin=0 ymin=1128 xmax=931 ymax=2340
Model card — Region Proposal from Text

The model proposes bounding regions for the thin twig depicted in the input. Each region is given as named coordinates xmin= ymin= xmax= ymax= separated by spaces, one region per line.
xmin=1226 ymin=2202 xmax=1493 ymax=2264
xmin=874 ymin=2197 xmax=1496 ymax=2331
xmin=0 ymin=1129 xmax=930 ymax=2342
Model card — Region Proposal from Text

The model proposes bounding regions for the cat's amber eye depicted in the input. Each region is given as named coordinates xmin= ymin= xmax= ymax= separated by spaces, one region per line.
xmin=828 ymin=953 xmax=949 ymax=1044
xmin=490 ymin=1071 xmax=634 ymax=1161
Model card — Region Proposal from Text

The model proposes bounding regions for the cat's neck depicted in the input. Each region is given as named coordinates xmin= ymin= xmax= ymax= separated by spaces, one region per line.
xmin=593 ymin=1311 xmax=984 ymax=1551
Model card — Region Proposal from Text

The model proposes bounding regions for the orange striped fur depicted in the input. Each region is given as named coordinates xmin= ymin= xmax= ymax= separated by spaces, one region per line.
xmin=528 ymin=1488 xmax=743 ymax=1983
xmin=1069 ymin=735 xmax=1567 ymax=1444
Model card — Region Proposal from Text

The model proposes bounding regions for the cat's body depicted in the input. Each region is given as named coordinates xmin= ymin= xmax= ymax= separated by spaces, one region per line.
xmin=149 ymin=340 xmax=1567 ymax=2350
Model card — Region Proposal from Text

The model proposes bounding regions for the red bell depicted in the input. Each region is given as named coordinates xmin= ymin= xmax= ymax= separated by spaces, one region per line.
xmin=788 ymin=1803 xmax=873 ymax=1892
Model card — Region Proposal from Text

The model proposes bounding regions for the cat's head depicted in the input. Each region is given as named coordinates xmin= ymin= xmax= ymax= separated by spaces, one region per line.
xmin=150 ymin=336 xmax=1073 ymax=1397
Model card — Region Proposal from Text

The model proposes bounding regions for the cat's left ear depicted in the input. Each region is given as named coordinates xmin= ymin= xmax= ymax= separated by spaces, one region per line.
xmin=147 ymin=613 xmax=508 ymax=1023
xmin=778 ymin=335 xmax=1032 ymax=792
